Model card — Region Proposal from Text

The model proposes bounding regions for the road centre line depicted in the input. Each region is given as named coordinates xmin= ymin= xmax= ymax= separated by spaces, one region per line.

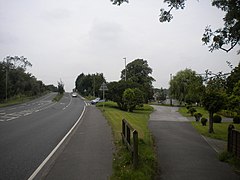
xmin=28 ymin=102 xmax=87 ymax=180
xmin=62 ymin=94 xmax=72 ymax=110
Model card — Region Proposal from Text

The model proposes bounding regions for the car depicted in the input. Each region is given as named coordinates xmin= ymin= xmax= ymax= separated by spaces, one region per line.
xmin=91 ymin=97 xmax=100 ymax=105
xmin=72 ymin=92 xmax=78 ymax=97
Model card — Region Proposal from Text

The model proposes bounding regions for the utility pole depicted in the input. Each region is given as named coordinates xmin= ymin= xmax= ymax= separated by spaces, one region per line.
xmin=123 ymin=57 xmax=126 ymax=81
xmin=170 ymin=73 xmax=172 ymax=106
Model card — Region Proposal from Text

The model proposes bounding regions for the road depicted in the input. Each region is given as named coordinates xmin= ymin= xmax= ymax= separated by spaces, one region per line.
xmin=0 ymin=93 xmax=86 ymax=180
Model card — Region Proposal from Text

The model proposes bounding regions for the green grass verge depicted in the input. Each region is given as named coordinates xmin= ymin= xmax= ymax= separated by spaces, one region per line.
xmin=97 ymin=101 xmax=156 ymax=180
xmin=178 ymin=106 xmax=209 ymax=118
xmin=191 ymin=121 xmax=240 ymax=141
xmin=52 ymin=93 xmax=64 ymax=102
xmin=0 ymin=95 xmax=40 ymax=108
xmin=219 ymin=151 xmax=240 ymax=172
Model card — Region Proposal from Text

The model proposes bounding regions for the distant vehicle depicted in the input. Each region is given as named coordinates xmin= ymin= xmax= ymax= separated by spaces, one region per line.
xmin=91 ymin=98 xmax=100 ymax=105
xmin=72 ymin=92 xmax=78 ymax=97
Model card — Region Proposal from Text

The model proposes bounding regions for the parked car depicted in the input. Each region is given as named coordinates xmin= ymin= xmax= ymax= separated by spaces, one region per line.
xmin=91 ymin=98 xmax=100 ymax=105
xmin=72 ymin=92 xmax=78 ymax=97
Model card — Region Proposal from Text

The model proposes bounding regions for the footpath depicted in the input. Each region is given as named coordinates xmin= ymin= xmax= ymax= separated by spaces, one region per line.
xmin=35 ymin=105 xmax=114 ymax=180
xmin=149 ymin=105 xmax=240 ymax=180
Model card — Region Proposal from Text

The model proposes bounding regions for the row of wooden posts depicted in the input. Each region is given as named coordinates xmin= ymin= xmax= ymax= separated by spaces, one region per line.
xmin=228 ymin=124 xmax=240 ymax=159
xmin=121 ymin=119 xmax=138 ymax=168
xmin=121 ymin=121 xmax=240 ymax=169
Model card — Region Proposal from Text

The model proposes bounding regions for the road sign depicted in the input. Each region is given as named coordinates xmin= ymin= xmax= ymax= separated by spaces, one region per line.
xmin=99 ymin=82 xmax=108 ymax=91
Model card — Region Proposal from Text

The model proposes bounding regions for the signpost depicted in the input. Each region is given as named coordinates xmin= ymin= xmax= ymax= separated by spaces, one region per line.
xmin=99 ymin=82 xmax=108 ymax=111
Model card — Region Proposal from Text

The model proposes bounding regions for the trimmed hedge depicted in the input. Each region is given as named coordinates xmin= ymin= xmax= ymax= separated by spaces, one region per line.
xmin=213 ymin=114 xmax=222 ymax=123
xmin=233 ymin=115 xmax=240 ymax=124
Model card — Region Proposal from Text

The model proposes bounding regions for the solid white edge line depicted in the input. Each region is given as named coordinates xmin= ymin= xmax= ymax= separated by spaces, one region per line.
xmin=28 ymin=103 xmax=87 ymax=180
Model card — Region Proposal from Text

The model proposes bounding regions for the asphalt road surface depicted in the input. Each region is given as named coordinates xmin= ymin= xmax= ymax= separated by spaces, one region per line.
xmin=0 ymin=93 xmax=86 ymax=180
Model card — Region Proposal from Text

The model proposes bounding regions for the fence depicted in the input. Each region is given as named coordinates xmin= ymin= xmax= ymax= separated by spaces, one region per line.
xmin=228 ymin=124 xmax=240 ymax=159
xmin=121 ymin=119 xmax=138 ymax=168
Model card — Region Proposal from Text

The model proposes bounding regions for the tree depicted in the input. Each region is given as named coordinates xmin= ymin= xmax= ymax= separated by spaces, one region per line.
xmin=120 ymin=59 xmax=155 ymax=102
xmin=0 ymin=56 xmax=46 ymax=102
xmin=170 ymin=69 xmax=204 ymax=105
xmin=111 ymin=0 xmax=240 ymax=53
xmin=123 ymin=88 xmax=144 ymax=112
xmin=57 ymin=80 xmax=65 ymax=94
xmin=75 ymin=73 xmax=106 ymax=97
xmin=226 ymin=62 xmax=240 ymax=94
xmin=202 ymin=77 xmax=227 ymax=133
xmin=107 ymin=80 xmax=141 ymax=110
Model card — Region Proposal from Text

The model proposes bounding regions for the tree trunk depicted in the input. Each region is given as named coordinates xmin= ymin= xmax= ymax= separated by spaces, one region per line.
xmin=208 ymin=111 xmax=214 ymax=133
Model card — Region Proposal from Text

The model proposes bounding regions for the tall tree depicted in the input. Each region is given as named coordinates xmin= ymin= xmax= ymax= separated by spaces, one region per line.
xmin=226 ymin=62 xmax=240 ymax=94
xmin=75 ymin=73 xmax=106 ymax=97
xmin=202 ymin=76 xmax=227 ymax=133
xmin=170 ymin=69 xmax=204 ymax=105
xmin=120 ymin=59 xmax=155 ymax=101
xmin=111 ymin=0 xmax=240 ymax=53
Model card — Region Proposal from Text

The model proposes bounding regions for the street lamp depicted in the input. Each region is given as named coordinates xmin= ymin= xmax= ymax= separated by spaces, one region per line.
xmin=123 ymin=57 xmax=126 ymax=81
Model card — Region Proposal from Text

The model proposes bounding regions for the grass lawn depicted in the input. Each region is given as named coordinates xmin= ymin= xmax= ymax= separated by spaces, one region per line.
xmin=179 ymin=106 xmax=240 ymax=141
xmin=97 ymin=101 xmax=156 ymax=180
xmin=0 ymin=95 xmax=38 ymax=108
xmin=191 ymin=121 xmax=240 ymax=141
xmin=178 ymin=106 xmax=209 ymax=119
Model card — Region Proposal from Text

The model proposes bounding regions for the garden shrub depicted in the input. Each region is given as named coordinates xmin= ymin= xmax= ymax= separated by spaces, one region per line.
xmin=194 ymin=112 xmax=202 ymax=122
xmin=201 ymin=117 xmax=208 ymax=126
xmin=188 ymin=107 xmax=197 ymax=116
xmin=233 ymin=115 xmax=240 ymax=124
xmin=213 ymin=114 xmax=222 ymax=123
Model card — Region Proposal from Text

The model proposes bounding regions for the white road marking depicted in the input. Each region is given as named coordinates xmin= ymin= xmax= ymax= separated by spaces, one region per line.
xmin=28 ymin=104 xmax=87 ymax=180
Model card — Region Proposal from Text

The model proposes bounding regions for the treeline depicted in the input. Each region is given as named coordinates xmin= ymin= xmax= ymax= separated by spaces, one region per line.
xmin=0 ymin=56 xmax=57 ymax=102
xmin=75 ymin=59 xmax=155 ymax=111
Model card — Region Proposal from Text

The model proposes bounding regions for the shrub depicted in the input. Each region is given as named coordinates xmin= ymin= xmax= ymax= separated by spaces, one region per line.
xmin=233 ymin=115 xmax=240 ymax=124
xmin=213 ymin=114 xmax=222 ymax=123
xmin=201 ymin=117 xmax=208 ymax=126
xmin=194 ymin=112 xmax=202 ymax=122
xmin=188 ymin=107 xmax=197 ymax=116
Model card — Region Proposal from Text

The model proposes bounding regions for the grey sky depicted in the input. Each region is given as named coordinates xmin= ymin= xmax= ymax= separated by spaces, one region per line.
xmin=0 ymin=0 xmax=239 ymax=92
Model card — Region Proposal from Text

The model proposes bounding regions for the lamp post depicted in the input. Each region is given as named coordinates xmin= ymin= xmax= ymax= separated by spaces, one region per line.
xmin=170 ymin=74 xmax=172 ymax=106
xmin=123 ymin=57 xmax=126 ymax=81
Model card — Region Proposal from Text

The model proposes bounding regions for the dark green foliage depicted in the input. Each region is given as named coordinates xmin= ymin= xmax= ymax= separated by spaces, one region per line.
xmin=57 ymin=80 xmax=65 ymax=94
xmin=201 ymin=118 xmax=208 ymax=126
xmin=227 ymin=63 xmax=240 ymax=94
xmin=213 ymin=114 xmax=222 ymax=123
xmin=169 ymin=69 xmax=204 ymax=105
xmin=233 ymin=115 xmax=240 ymax=124
xmin=107 ymin=80 xmax=142 ymax=110
xmin=194 ymin=112 xmax=202 ymax=122
xmin=75 ymin=73 xmax=106 ymax=97
xmin=120 ymin=59 xmax=155 ymax=102
xmin=0 ymin=56 xmax=47 ymax=102
xmin=123 ymin=88 xmax=144 ymax=112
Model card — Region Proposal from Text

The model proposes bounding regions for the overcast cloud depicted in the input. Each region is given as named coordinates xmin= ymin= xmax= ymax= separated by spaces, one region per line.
xmin=0 ymin=0 xmax=239 ymax=92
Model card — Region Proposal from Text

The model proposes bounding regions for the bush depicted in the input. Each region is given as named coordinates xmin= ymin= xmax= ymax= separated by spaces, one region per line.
xmin=194 ymin=112 xmax=202 ymax=122
xmin=201 ymin=117 xmax=208 ymax=126
xmin=188 ymin=107 xmax=197 ymax=116
xmin=213 ymin=114 xmax=222 ymax=123
xmin=233 ymin=115 xmax=240 ymax=124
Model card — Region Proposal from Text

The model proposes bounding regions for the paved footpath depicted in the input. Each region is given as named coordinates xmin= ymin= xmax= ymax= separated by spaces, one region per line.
xmin=149 ymin=105 xmax=240 ymax=180
xmin=36 ymin=105 xmax=114 ymax=180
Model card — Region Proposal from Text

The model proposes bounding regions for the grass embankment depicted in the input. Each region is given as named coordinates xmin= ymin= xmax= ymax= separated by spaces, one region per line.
xmin=52 ymin=93 xmax=64 ymax=102
xmin=0 ymin=95 xmax=40 ymax=108
xmin=97 ymin=101 xmax=156 ymax=180
xmin=179 ymin=106 xmax=240 ymax=141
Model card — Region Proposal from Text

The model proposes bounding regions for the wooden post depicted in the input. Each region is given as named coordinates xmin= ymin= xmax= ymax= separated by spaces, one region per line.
xmin=133 ymin=130 xmax=138 ymax=169
xmin=122 ymin=120 xmax=125 ymax=143
xmin=228 ymin=124 xmax=235 ymax=152
xmin=127 ymin=126 xmax=131 ymax=145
